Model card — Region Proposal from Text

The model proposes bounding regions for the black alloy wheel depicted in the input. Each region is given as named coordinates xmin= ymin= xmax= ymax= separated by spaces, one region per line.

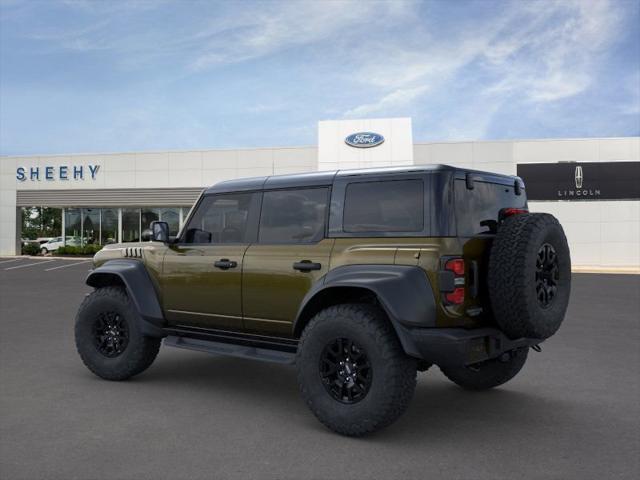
xmin=319 ymin=337 xmax=372 ymax=404
xmin=93 ymin=311 xmax=129 ymax=358
xmin=535 ymin=243 xmax=559 ymax=308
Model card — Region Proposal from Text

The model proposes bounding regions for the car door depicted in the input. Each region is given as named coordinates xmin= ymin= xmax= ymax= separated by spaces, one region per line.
xmin=162 ymin=192 xmax=260 ymax=330
xmin=242 ymin=187 xmax=333 ymax=336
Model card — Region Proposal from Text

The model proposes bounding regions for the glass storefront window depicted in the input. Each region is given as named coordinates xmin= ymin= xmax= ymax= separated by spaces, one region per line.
xmin=64 ymin=208 xmax=82 ymax=246
xmin=160 ymin=207 xmax=180 ymax=236
xmin=82 ymin=208 xmax=100 ymax=245
xmin=141 ymin=208 xmax=160 ymax=240
xmin=122 ymin=208 xmax=140 ymax=242
xmin=101 ymin=208 xmax=118 ymax=244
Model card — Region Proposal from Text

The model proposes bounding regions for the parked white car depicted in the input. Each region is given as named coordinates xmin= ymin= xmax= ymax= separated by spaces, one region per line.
xmin=40 ymin=237 xmax=80 ymax=254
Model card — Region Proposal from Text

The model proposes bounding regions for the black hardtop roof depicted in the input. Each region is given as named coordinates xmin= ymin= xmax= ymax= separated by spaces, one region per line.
xmin=204 ymin=164 xmax=520 ymax=194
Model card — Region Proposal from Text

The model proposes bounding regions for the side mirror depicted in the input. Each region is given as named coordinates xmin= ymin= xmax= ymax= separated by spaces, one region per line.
xmin=150 ymin=221 xmax=169 ymax=243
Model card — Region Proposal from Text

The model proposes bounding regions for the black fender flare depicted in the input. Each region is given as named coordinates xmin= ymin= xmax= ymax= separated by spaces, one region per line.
xmin=86 ymin=259 xmax=166 ymax=338
xmin=293 ymin=265 xmax=437 ymax=358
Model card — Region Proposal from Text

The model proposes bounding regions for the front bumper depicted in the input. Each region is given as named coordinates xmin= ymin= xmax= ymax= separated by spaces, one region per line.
xmin=405 ymin=327 xmax=541 ymax=367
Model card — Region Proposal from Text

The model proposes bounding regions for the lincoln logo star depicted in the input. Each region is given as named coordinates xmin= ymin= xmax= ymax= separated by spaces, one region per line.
xmin=575 ymin=166 xmax=583 ymax=189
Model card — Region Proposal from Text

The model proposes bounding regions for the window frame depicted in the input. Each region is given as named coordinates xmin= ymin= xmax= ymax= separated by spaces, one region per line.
xmin=256 ymin=186 xmax=331 ymax=245
xmin=328 ymin=173 xmax=432 ymax=238
xmin=176 ymin=191 xmax=261 ymax=246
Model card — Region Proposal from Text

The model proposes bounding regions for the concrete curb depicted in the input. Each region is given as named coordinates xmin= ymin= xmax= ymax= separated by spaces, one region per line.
xmin=0 ymin=255 xmax=94 ymax=261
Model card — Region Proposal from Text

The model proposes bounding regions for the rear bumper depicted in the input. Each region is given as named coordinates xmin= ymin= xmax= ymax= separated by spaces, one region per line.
xmin=405 ymin=327 xmax=541 ymax=367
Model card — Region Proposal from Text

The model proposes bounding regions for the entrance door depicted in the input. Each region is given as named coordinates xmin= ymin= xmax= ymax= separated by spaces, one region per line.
xmin=162 ymin=192 xmax=260 ymax=330
xmin=242 ymin=187 xmax=332 ymax=336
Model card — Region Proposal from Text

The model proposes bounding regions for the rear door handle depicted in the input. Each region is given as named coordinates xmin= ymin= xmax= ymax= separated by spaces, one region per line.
xmin=214 ymin=259 xmax=237 ymax=270
xmin=293 ymin=260 xmax=322 ymax=272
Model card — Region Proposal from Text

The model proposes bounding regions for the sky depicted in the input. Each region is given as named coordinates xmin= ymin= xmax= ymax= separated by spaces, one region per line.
xmin=0 ymin=0 xmax=639 ymax=155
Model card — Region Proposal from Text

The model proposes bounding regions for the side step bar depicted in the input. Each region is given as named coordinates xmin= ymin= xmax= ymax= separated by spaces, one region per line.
xmin=164 ymin=336 xmax=296 ymax=364
xmin=163 ymin=325 xmax=298 ymax=365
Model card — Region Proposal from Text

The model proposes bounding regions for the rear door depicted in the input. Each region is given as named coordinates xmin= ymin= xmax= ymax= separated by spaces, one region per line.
xmin=242 ymin=187 xmax=333 ymax=336
xmin=162 ymin=192 xmax=260 ymax=330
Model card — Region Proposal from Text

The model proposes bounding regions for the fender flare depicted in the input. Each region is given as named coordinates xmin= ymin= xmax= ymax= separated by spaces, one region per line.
xmin=86 ymin=259 xmax=166 ymax=338
xmin=293 ymin=265 xmax=437 ymax=357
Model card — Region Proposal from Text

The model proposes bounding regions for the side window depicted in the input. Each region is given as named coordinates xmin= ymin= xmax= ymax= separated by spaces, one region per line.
xmin=259 ymin=188 xmax=328 ymax=243
xmin=343 ymin=179 xmax=424 ymax=233
xmin=183 ymin=193 xmax=257 ymax=244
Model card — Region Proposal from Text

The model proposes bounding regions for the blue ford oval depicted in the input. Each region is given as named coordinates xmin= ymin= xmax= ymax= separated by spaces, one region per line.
xmin=345 ymin=132 xmax=385 ymax=148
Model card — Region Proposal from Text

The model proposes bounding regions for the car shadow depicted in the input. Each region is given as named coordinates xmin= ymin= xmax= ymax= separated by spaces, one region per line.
xmin=121 ymin=349 xmax=578 ymax=443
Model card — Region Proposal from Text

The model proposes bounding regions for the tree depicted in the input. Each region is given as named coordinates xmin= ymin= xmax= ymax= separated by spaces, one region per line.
xmin=21 ymin=207 xmax=62 ymax=239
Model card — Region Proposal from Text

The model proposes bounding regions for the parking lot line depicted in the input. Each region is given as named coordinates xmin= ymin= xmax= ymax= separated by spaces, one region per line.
xmin=44 ymin=260 xmax=90 ymax=271
xmin=0 ymin=258 xmax=24 ymax=265
xmin=5 ymin=260 xmax=56 ymax=270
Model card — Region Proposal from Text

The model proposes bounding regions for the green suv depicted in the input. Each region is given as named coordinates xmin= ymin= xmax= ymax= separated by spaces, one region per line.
xmin=75 ymin=165 xmax=571 ymax=436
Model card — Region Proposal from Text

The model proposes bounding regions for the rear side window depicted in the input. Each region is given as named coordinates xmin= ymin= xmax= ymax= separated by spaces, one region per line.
xmin=343 ymin=179 xmax=424 ymax=233
xmin=455 ymin=180 xmax=527 ymax=236
xmin=259 ymin=188 xmax=328 ymax=243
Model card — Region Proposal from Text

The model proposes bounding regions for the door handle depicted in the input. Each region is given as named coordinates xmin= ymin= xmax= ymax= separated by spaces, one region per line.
xmin=293 ymin=260 xmax=322 ymax=272
xmin=214 ymin=259 xmax=237 ymax=270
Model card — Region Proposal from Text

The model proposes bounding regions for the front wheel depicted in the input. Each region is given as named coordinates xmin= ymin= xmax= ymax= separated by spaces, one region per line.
xmin=75 ymin=286 xmax=161 ymax=381
xmin=296 ymin=304 xmax=417 ymax=436
xmin=40 ymin=247 xmax=48 ymax=255
xmin=440 ymin=348 xmax=529 ymax=391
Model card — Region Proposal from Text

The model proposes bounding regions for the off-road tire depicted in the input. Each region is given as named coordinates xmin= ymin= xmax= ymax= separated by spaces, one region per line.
xmin=441 ymin=348 xmax=528 ymax=390
xmin=296 ymin=304 xmax=417 ymax=437
xmin=488 ymin=213 xmax=571 ymax=340
xmin=75 ymin=286 xmax=161 ymax=381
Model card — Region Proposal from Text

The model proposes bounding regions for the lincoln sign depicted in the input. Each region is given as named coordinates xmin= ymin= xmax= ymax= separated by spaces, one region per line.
xmin=517 ymin=161 xmax=640 ymax=201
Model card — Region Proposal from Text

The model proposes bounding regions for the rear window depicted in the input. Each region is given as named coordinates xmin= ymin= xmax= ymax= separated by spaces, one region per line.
xmin=455 ymin=180 xmax=527 ymax=236
xmin=343 ymin=179 xmax=424 ymax=233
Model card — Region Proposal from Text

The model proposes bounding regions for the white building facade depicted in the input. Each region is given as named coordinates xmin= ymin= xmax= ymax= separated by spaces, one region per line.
xmin=1 ymin=118 xmax=638 ymax=269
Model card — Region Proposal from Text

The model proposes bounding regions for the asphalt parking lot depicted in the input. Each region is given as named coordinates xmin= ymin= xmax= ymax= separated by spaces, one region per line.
xmin=0 ymin=258 xmax=638 ymax=480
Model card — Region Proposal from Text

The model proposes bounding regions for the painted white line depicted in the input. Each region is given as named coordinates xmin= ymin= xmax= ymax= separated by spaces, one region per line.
xmin=0 ymin=258 xmax=24 ymax=265
xmin=5 ymin=260 xmax=56 ymax=270
xmin=45 ymin=260 xmax=90 ymax=271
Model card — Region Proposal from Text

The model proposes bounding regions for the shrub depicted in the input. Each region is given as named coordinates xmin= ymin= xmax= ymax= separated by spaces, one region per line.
xmin=22 ymin=243 xmax=41 ymax=256
xmin=56 ymin=244 xmax=103 ymax=256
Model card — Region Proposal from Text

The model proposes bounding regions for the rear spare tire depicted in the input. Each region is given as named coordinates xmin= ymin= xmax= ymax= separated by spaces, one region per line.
xmin=488 ymin=213 xmax=571 ymax=340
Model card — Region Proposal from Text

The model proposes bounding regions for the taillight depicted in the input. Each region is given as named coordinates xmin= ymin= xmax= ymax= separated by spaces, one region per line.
xmin=500 ymin=207 xmax=529 ymax=220
xmin=445 ymin=258 xmax=465 ymax=276
xmin=441 ymin=257 xmax=465 ymax=305
xmin=445 ymin=288 xmax=465 ymax=305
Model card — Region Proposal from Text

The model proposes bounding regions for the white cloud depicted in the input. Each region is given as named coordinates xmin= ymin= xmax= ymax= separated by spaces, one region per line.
xmin=341 ymin=0 xmax=625 ymax=135
xmin=189 ymin=1 xmax=413 ymax=71
xmin=344 ymin=85 xmax=429 ymax=117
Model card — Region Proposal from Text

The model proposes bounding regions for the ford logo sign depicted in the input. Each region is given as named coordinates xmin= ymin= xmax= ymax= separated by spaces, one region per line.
xmin=345 ymin=132 xmax=385 ymax=148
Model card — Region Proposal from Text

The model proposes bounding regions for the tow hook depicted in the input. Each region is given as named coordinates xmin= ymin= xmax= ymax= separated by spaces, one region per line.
xmin=531 ymin=344 xmax=542 ymax=353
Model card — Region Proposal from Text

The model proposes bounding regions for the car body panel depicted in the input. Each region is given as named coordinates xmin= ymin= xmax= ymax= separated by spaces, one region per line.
xmin=161 ymin=243 xmax=249 ymax=330
xmin=242 ymin=239 xmax=334 ymax=336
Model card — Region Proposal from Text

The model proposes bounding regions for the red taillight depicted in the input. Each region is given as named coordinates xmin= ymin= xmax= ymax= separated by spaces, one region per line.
xmin=445 ymin=287 xmax=465 ymax=305
xmin=501 ymin=207 xmax=529 ymax=218
xmin=445 ymin=258 xmax=465 ymax=276
xmin=442 ymin=257 xmax=465 ymax=305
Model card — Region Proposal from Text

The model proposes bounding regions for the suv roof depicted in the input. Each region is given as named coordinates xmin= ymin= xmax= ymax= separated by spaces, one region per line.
xmin=205 ymin=164 xmax=522 ymax=194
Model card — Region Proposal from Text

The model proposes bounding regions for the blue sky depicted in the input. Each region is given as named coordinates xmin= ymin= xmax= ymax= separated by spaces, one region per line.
xmin=1 ymin=0 xmax=639 ymax=155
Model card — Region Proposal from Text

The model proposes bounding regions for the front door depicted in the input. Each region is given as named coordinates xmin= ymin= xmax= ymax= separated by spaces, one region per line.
xmin=162 ymin=192 xmax=260 ymax=330
xmin=242 ymin=187 xmax=332 ymax=336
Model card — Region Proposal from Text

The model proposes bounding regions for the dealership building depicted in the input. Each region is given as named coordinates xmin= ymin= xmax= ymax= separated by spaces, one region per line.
xmin=1 ymin=118 xmax=638 ymax=269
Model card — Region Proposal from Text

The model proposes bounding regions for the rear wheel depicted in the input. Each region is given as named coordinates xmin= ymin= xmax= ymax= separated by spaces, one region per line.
xmin=440 ymin=348 xmax=528 ymax=390
xmin=296 ymin=304 xmax=416 ymax=436
xmin=75 ymin=286 xmax=161 ymax=381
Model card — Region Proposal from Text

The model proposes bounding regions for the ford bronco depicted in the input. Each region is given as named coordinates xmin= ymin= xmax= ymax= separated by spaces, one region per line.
xmin=75 ymin=165 xmax=571 ymax=436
